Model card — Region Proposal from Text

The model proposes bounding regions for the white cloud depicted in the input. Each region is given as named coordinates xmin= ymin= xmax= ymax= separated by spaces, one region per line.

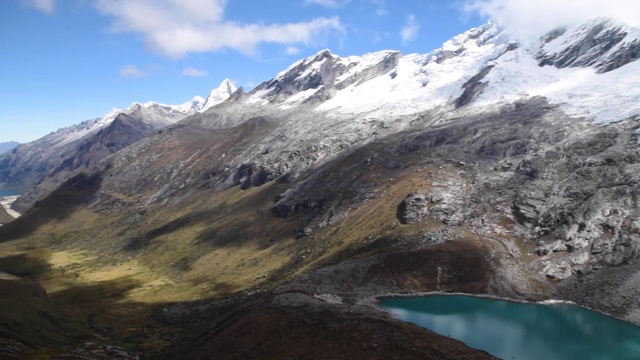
xmin=305 ymin=0 xmax=339 ymax=7
xmin=285 ymin=46 xmax=301 ymax=55
xmin=304 ymin=0 xmax=355 ymax=8
xmin=463 ymin=0 xmax=640 ymax=42
xmin=370 ymin=0 xmax=388 ymax=16
xmin=96 ymin=0 xmax=344 ymax=58
xmin=400 ymin=14 xmax=419 ymax=45
xmin=181 ymin=67 xmax=208 ymax=77
xmin=119 ymin=65 xmax=147 ymax=77
xmin=25 ymin=0 xmax=56 ymax=14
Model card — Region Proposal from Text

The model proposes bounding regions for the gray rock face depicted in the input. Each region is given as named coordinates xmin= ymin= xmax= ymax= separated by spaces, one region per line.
xmin=537 ymin=19 xmax=640 ymax=73
xmin=398 ymin=192 xmax=429 ymax=224
xmin=543 ymin=261 xmax=573 ymax=279
xmin=0 ymin=204 xmax=12 ymax=225
xmin=455 ymin=65 xmax=494 ymax=108
xmin=536 ymin=240 xmax=568 ymax=256
xmin=504 ymin=117 xmax=640 ymax=274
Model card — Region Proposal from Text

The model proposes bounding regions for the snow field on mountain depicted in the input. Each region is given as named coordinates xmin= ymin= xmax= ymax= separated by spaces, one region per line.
xmin=267 ymin=19 xmax=640 ymax=127
xmin=476 ymin=47 xmax=640 ymax=124
xmin=313 ymin=25 xmax=506 ymax=119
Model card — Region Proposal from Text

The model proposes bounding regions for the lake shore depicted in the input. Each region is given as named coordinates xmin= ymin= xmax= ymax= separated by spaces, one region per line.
xmin=0 ymin=196 xmax=21 ymax=219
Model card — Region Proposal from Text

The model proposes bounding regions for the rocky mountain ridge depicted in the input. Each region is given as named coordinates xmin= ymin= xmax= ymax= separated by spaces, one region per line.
xmin=0 ymin=142 xmax=20 ymax=155
xmin=537 ymin=18 xmax=640 ymax=73
xmin=0 ymin=79 xmax=237 ymax=211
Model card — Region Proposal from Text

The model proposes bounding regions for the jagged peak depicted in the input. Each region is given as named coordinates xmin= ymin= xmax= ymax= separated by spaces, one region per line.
xmin=273 ymin=49 xmax=339 ymax=80
xmin=212 ymin=78 xmax=237 ymax=96
xmin=190 ymin=95 xmax=206 ymax=104
xmin=227 ymin=87 xmax=247 ymax=102
xmin=438 ymin=20 xmax=504 ymax=54
xmin=313 ymin=49 xmax=334 ymax=60
xmin=200 ymin=79 xmax=238 ymax=111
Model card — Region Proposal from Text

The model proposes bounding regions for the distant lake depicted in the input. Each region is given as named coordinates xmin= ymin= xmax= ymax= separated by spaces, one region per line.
xmin=0 ymin=190 xmax=19 ymax=197
xmin=379 ymin=295 xmax=640 ymax=360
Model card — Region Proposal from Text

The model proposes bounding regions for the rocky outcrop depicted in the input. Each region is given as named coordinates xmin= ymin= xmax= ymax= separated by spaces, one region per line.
xmin=542 ymin=261 xmax=572 ymax=279
xmin=398 ymin=192 xmax=429 ymax=224
xmin=455 ymin=65 xmax=494 ymax=108
xmin=0 ymin=206 xmax=12 ymax=225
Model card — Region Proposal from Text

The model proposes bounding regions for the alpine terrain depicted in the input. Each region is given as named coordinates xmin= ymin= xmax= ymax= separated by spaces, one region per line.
xmin=2 ymin=18 xmax=640 ymax=359
xmin=0 ymin=142 xmax=19 ymax=155
xmin=0 ymin=79 xmax=237 ymax=213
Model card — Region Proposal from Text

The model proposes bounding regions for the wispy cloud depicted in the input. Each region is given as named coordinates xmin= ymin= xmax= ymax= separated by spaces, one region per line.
xmin=370 ymin=0 xmax=388 ymax=16
xmin=285 ymin=46 xmax=301 ymax=55
xmin=305 ymin=0 xmax=340 ymax=7
xmin=304 ymin=0 xmax=355 ymax=8
xmin=119 ymin=65 xmax=147 ymax=77
xmin=181 ymin=67 xmax=208 ymax=77
xmin=400 ymin=14 xmax=419 ymax=45
xmin=306 ymin=0 xmax=387 ymax=15
xmin=96 ymin=0 xmax=344 ymax=58
xmin=24 ymin=0 xmax=56 ymax=14
xmin=372 ymin=31 xmax=388 ymax=44
xmin=463 ymin=0 xmax=640 ymax=41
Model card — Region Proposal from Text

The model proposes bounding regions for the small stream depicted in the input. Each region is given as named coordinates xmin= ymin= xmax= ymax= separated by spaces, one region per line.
xmin=379 ymin=294 xmax=640 ymax=360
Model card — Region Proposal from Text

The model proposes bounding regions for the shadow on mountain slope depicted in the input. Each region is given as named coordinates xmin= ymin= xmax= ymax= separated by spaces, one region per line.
xmin=0 ymin=171 xmax=103 ymax=242
xmin=0 ymin=250 xmax=143 ymax=353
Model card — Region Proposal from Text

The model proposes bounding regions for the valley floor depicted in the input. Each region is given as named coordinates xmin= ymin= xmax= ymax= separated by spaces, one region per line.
xmin=0 ymin=196 xmax=20 ymax=219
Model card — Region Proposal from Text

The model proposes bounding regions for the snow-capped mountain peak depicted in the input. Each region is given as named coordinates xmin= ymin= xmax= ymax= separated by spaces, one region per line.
xmin=244 ymin=17 xmax=640 ymax=126
xmin=21 ymin=79 xmax=238 ymax=154
xmin=249 ymin=48 xmax=401 ymax=106
xmin=123 ymin=79 xmax=237 ymax=116
xmin=171 ymin=95 xmax=207 ymax=114
xmin=202 ymin=79 xmax=238 ymax=111
xmin=47 ymin=107 xmax=123 ymax=149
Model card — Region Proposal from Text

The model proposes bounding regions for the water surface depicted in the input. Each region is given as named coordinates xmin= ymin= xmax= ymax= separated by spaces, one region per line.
xmin=379 ymin=295 xmax=640 ymax=360
xmin=0 ymin=190 xmax=19 ymax=197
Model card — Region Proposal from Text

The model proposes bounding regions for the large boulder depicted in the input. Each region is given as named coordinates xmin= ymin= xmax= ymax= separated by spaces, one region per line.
xmin=398 ymin=192 xmax=429 ymax=224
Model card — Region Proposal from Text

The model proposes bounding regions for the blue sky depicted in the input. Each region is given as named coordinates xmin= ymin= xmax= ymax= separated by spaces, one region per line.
xmin=9 ymin=0 xmax=634 ymax=143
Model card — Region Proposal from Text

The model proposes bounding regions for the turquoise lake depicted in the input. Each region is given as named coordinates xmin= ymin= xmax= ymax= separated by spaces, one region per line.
xmin=379 ymin=295 xmax=640 ymax=360
xmin=0 ymin=190 xmax=19 ymax=197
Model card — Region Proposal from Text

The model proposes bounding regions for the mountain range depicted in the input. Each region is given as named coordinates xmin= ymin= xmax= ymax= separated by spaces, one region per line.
xmin=1 ymin=18 xmax=640 ymax=359
xmin=0 ymin=142 xmax=19 ymax=155
xmin=0 ymin=79 xmax=237 ymax=212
